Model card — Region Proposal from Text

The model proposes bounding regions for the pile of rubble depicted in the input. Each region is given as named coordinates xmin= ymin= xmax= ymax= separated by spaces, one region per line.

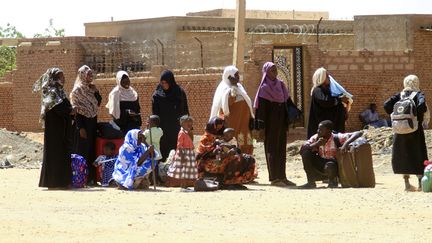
xmin=0 ymin=129 xmax=43 ymax=169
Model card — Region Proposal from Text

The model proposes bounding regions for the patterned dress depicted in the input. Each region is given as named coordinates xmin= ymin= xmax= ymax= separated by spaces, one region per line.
xmin=167 ymin=128 xmax=198 ymax=181
xmin=112 ymin=129 xmax=155 ymax=190
xmin=94 ymin=155 xmax=117 ymax=186
xmin=196 ymin=132 xmax=256 ymax=185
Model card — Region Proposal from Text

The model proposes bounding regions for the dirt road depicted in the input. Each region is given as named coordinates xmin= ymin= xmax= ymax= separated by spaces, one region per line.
xmin=1 ymin=157 xmax=430 ymax=242
xmin=2 ymin=128 xmax=431 ymax=242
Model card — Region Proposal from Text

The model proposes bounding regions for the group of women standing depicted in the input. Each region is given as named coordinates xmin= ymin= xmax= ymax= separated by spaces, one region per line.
xmin=35 ymin=59 xmax=428 ymax=191
xmin=35 ymin=65 xmax=191 ymax=189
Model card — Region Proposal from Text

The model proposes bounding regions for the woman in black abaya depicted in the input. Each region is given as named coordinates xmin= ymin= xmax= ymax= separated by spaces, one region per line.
xmin=151 ymin=70 xmax=189 ymax=161
xmin=33 ymin=68 xmax=75 ymax=189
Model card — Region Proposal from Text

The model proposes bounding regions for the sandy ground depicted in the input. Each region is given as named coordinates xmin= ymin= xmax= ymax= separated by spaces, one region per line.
xmin=1 ymin=130 xmax=431 ymax=242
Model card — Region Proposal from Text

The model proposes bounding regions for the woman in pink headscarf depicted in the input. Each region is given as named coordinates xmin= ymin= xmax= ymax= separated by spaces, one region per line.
xmin=254 ymin=62 xmax=296 ymax=187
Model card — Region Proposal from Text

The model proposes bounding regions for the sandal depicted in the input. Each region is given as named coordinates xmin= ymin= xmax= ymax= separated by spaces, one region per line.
xmin=270 ymin=179 xmax=286 ymax=187
xmin=281 ymin=178 xmax=296 ymax=186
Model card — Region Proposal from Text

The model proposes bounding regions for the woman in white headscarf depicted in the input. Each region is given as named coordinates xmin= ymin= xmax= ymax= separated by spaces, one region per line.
xmin=384 ymin=74 xmax=429 ymax=191
xmin=210 ymin=65 xmax=255 ymax=154
xmin=307 ymin=67 xmax=349 ymax=138
xmin=70 ymin=65 xmax=102 ymax=184
xmin=106 ymin=70 xmax=141 ymax=134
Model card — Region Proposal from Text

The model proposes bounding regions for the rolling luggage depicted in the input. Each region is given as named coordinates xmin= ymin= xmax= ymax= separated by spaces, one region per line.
xmin=336 ymin=138 xmax=375 ymax=188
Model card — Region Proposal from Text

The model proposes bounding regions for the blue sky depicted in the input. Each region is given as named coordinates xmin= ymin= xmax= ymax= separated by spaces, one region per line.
xmin=1 ymin=0 xmax=431 ymax=37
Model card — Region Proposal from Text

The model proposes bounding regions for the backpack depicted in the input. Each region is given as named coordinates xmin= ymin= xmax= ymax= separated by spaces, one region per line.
xmin=390 ymin=91 xmax=418 ymax=134
xmin=71 ymin=154 xmax=88 ymax=188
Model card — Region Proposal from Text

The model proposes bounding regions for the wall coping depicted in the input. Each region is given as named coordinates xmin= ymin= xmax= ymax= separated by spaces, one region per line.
xmin=0 ymin=82 xmax=13 ymax=87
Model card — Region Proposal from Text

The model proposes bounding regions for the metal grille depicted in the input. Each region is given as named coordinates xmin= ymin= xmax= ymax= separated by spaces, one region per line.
xmin=272 ymin=46 xmax=304 ymax=126
xmin=80 ymin=34 xmax=235 ymax=74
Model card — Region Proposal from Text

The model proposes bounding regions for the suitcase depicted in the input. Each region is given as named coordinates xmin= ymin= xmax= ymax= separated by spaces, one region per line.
xmin=336 ymin=140 xmax=375 ymax=188
xmin=95 ymin=137 xmax=124 ymax=183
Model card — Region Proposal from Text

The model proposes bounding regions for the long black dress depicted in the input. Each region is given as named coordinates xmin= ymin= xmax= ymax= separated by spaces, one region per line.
xmin=114 ymin=99 xmax=142 ymax=135
xmin=384 ymin=91 xmax=428 ymax=175
xmin=152 ymin=88 xmax=189 ymax=161
xmin=39 ymin=99 xmax=73 ymax=188
xmin=255 ymin=96 xmax=288 ymax=182
xmin=72 ymin=91 xmax=101 ymax=183
xmin=73 ymin=114 xmax=98 ymax=182
xmin=307 ymin=85 xmax=346 ymax=138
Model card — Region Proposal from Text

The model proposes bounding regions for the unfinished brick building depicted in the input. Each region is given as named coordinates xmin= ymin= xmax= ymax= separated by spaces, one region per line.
xmin=0 ymin=10 xmax=431 ymax=139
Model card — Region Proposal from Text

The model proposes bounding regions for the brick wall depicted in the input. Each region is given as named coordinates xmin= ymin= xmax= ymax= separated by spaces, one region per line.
xmin=95 ymin=67 xmax=222 ymax=135
xmin=320 ymin=49 xmax=417 ymax=130
xmin=6 ymin=37 xmax=116 ymax=131
xmin=246 ymin=35 xmax=432 ymax=133
xmin=413 ymin=30 xmax=432 ymax=127
xmin=0 ymin=82 xmax=14 ymax=130
xmin=0 ymin=36 xmax=224 ymax=134
xmin=2 ymin=31 xmax=431 ymax=136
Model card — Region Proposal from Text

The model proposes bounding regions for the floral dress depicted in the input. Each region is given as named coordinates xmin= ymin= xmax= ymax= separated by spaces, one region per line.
xmin=196 ymin=132 xmax=256 ymax=185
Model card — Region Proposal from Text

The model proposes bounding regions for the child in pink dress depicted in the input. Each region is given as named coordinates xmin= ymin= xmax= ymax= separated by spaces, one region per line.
xmin=167 ymin=115 xmax=198 ymax=191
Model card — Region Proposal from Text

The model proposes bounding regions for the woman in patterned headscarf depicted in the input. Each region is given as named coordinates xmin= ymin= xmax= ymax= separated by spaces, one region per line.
xmin=70 ymin=65 xmax=102 ymax=184
xmin=254 ymin=62 xmax=296 ymax=187
xmin=33 ymin=68 xmax=75 ymax=189
xmin=384 ymin=74 xmax=429 ymax=191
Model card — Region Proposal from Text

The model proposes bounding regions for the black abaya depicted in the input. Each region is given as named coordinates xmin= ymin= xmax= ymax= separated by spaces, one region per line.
xmin=73 ymin=114 xmax=98 ymax=182
xmin=384 ymin=91 xmax=428 ymax=175
xmin=114 ymin=99 xmax=142 ymax=134
xmin=152 ymin=88 xmax=189 ymax=161
xmin=39 ymin=99 xmax=73 ymax=188
xmin=255 ymin=97 xmax=288 ymax=182
xmin=307 ymin=86 xmax=346 ymax=138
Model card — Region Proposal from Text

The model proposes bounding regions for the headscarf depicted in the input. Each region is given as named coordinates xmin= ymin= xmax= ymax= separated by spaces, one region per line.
xmin=113 ymin=129 xmax=153 ymax=189
xmin=402 ymin=75 xmax=429 ymax=127
xmin=311 ymin=67 xmax=353 ymax=111
xmin=122 ymin=129 xmax=144 ymax=154
xmin=403 ymin=74 xmax=420 ymax=93
xmin=105 ymin=70 xmax=138 ymax=119
xmin=154 ymin=70 xmax=182 ymax=101
xmin=32 ymin=68 xmax=66 ymax=125
xmin=205 ymin=117 xmax=225 ymax=136
xmin=70 ymin=65 xmax=99 ymax=118
xmin=311 ymin=67 xmax=327 ymax=95
xmin=253 ymin=62 xmax=289 ymax=108
xmin=210 ymin=65 xmax=255 ymax=119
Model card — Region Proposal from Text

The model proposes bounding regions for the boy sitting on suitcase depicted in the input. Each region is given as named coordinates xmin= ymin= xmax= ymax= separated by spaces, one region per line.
xmin=299 ymin=120 xmax=363 ymax=189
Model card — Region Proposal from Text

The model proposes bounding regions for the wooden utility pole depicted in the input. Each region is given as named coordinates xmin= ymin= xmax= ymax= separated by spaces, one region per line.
xmin=233 ymin=0 xmax=246 ymax=73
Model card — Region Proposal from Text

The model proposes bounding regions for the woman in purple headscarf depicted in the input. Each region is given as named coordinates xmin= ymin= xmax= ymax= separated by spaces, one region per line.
xmin=254 ymin=62 xmax=296 ymax=187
